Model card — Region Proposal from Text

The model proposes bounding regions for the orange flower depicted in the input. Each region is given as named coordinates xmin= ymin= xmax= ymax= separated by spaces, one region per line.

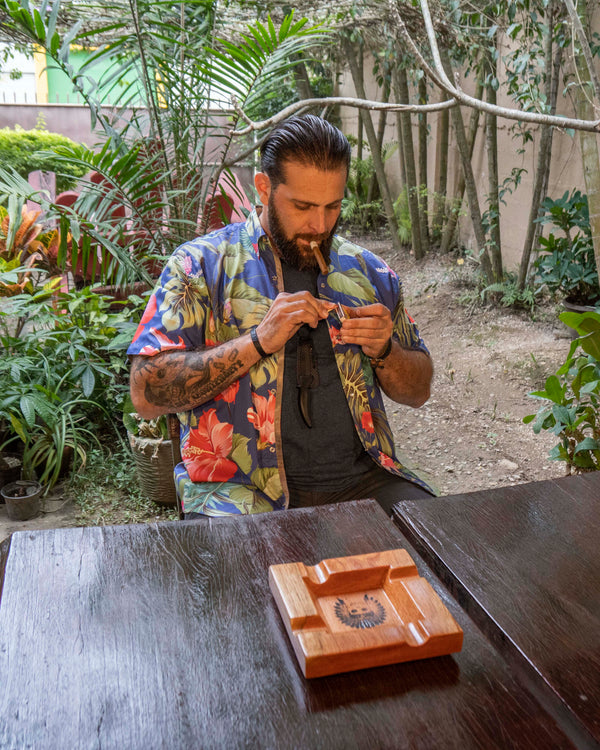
xmin=247 ymin=391 xmax=276 ymax=449
xmin=183 ymin=409 xmax=237 ymax=482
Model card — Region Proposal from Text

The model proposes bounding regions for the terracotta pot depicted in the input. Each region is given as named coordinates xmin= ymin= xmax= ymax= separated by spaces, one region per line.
xmin=1 ymin=480 xmax=43 ymax=521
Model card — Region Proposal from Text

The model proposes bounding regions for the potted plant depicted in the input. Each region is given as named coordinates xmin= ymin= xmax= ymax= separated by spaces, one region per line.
xmin=0 ymin=479 xmax=44 ymax=521
xmin=123 ymin=399 xmax=178 ymax=508
xmin=0 ymin=392 xmax=102 ymax=494
xmin=533 ymin=189 xmax=600 ymax=310
xmin=524 ymin=310 xmax=600 ymax=473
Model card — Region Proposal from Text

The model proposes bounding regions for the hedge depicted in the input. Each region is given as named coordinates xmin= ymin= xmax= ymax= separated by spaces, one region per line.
xmin=0 ymin=125 xmax=88 ymax=194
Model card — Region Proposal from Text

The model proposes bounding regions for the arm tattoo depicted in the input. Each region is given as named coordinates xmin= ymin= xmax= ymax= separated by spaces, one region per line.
xmin=131 ymin=342 xmax=248 ymax=412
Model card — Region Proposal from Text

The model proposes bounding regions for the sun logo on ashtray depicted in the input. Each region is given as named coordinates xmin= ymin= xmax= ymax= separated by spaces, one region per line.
xmin=334 ymin=594 xmax=386 ymax=629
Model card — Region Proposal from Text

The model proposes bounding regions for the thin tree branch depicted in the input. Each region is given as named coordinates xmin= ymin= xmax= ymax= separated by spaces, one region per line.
xmin=230 ymin=96 xmax=458 ymax=135
xmin=389 ymin=0 xmax=600 ymax=133
xmin=563 ymin=0 xmax=600 ymax=106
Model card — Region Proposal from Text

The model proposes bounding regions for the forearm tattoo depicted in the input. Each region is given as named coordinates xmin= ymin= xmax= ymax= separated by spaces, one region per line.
xmin=131 ymin=341 xmax=247 ymax=411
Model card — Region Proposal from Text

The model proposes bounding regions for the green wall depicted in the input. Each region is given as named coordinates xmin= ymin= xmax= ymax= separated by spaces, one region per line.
xmin=45 ymin=48 xmax=145 ymax=105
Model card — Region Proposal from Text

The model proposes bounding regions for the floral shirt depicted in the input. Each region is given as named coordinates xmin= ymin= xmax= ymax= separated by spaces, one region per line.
xmin=128 ymin=210 xmax=433 ymax=515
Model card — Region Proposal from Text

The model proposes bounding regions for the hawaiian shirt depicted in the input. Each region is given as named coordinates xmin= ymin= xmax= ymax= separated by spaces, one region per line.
xmin=128 ymin=210 xmax=433 ymax=515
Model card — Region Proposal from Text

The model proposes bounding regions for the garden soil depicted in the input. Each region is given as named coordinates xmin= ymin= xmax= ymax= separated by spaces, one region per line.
xmin=0 ymin=247 xmax=572 ymax=544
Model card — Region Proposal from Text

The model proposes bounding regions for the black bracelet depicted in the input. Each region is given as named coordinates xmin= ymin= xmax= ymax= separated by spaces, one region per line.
xmin=370 ymin=338 xmax=393 ymax=369
xmin=250 ymin=326 xmax=268 ymax=358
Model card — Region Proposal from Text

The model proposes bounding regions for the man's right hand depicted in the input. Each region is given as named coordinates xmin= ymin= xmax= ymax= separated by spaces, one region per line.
xmin=254 ymin=291 xmax=334 ymax=354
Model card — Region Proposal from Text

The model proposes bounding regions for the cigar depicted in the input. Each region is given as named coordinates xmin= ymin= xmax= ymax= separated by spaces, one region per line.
xmin=310 ymin=241 xmax=328 ymax=275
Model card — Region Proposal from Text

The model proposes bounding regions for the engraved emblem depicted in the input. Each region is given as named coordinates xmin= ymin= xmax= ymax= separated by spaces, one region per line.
xmin=334 ymin=594 xmax=386 ymax=629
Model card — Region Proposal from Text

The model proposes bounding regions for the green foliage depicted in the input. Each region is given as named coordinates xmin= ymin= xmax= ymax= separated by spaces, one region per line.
xmin=0 ymin=125 xmax=87 ymax=193
xmin=0 ymin=281 xmax=147 ymax=488
xmin=393 ymin=188 xmax=412 ymax=245
xmin=68 ymin=445 xmax=179 ymax=526
xmin=533 ymin=190 xmax=599 ymax=305
xmin=122 ymin=395 xmax=168 ymax=439
xmin=341 ymin=153 xmax=385 ymax=232
xmin=0 ymin=2 xmax=329 ymax=289
xmin=481 ymin=272 xmax=541 ymax=312
xmin=524 ymin=310 xmax=600 ymax=472
xmin=341 ymin=141 xmax=398 ymax=234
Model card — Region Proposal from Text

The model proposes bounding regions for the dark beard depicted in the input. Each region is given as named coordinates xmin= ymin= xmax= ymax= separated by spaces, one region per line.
xmin=267 ymin=196 xmax=338 ymax=271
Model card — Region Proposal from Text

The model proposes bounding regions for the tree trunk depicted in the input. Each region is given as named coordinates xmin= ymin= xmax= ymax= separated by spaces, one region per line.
xmin=485 ymin=77 xmax=502 ymax=281
xmin=518 ymin=3 xmax=562 ymax=289
xmin=432 ymin=98 xmax=449 ymax=241
xmin=292 ymin=57 xmax=314 ymax=102
xmin=440 ymin=48 xmax=493 ymax=281
xmin=394 ymin=65 xmax=423 ymax=259
xmin=342 ymin=37 xmax=402 ymax=254
xmin=574 ymin=0 xmax=600 ymax=292
xmin=418 ymin=76 xmax=430 ymax=253
xmin=367 ymin=77 xmax=390 ymax=204
xmin=356 ymin=42 xmax=364 ymax=199
xmin=440 ymin=79 xmax=484 ymax=254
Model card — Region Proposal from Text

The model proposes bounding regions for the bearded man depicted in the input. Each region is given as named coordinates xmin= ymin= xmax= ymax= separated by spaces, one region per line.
xmin=128 ymin=114 xmax=435 ymax=518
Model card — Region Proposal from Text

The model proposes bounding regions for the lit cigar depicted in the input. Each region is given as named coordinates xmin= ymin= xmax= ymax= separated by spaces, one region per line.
xmin=310 ymin=241 xmax=328 ymax=275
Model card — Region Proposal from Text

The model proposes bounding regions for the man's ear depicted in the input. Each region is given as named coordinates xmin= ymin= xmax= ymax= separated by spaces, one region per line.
xmin=254 ymin=172 xmax=271 ymax=205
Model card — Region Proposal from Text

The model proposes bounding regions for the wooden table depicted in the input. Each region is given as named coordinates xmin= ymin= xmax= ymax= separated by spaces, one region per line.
xmin=0 ymin=499 xmax=577 ymax=749
xmin=393 ymin=473 xmax=600 ymax=750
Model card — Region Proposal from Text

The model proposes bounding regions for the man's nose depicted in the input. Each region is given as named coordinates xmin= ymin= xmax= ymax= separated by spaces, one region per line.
xmin=308 ymin=208 xmax=327 ymax=235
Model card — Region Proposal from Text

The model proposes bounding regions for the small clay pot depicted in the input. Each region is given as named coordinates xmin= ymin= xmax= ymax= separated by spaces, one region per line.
xmin=1 ymin=480 xmax=43 ymax=521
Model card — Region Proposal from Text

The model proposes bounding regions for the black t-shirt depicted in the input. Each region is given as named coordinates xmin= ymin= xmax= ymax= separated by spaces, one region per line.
xmin=280 ymin=261 xmax=373 ymax=491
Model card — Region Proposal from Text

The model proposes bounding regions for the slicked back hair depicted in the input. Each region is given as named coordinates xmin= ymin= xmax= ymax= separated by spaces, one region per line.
xmin=260 ymin=114 xmax=351 ymax=189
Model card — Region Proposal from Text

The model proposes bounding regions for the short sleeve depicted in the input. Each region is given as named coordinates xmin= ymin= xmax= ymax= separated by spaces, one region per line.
xmin=127 ymin=245 xmax=211 ymax=356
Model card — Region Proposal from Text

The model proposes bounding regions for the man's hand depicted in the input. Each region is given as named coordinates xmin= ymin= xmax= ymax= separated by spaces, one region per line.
xmin=339 ymin=303 xmax=432 ymax=408
xmin=338 ymin=303 xmax=393 ymax=359
xmin=254 ymin=291 xmax=333 ymax=354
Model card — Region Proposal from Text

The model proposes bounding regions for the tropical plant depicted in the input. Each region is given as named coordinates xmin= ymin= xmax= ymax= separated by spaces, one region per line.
xmin=0 ymin=281 xmax=147 ymax=490
xmin=0 ymin=1 xmax=328 ymax=289
xmin=122 ymin=395 xmax=168 ymax=440
xmin=481 ymin=272 xmax=541 ymax=312
xmin=533 ymin=190 xmax=599 ymax=305
xmin=524 ymin=309 xmax=600 ymax=473
xmin=1 ymin=392 xmax=104 ymax=491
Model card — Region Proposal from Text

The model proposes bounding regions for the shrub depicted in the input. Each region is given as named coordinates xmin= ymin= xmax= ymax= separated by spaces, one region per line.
xmin=524 ymin=310 xmax=600 ymax=472
xmin=533 ymin=190 xmax=599 ymax=306
xmin=0 ymin=125 xmax=88 ymax=193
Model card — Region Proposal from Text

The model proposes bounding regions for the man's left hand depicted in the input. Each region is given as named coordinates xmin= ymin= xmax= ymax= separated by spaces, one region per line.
xmin=339 ymin=303 xmax=393 ymax=359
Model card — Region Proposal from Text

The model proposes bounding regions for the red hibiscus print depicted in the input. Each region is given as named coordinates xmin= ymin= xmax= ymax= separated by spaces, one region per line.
xmin=183 ymin=409 xmax=237 ymax=482
xmin=378 ymin=451 xmax=395 ymax=469
xmin=247 ymin=391 xmax=276 ymax=449
xmin=205 ymin=311 xmax=217 ymax=346
xmin=329 ymin=325 xmax=344 ymax=347
xmin=216 ymin=380 xmax=240 ymax=404
xmin=131 ymin=295 xmax=157 ymax=343
xmin=361 ymin=411 xmax=375 ymax=433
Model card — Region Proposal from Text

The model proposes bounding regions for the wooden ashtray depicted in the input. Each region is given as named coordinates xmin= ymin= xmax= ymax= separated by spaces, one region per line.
xmin=269 ymin=549 xmax=463 ymax=678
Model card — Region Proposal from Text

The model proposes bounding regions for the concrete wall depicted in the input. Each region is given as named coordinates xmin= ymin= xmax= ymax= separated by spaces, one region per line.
xmin=338 ymin=48 xmax=596 ymax=273
xmin=1 ymin=103 xmax=108 ymax=146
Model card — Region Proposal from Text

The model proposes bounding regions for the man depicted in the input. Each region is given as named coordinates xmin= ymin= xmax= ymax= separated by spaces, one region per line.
xmin=128 ymin=114 xmax=434 ymax=518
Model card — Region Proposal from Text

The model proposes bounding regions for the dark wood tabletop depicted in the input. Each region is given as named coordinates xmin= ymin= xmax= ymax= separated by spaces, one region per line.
xmin=0 ymin=499 xmax=579 ymax=750
xmin=392 ymin=473 xmax=600 ymax=750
